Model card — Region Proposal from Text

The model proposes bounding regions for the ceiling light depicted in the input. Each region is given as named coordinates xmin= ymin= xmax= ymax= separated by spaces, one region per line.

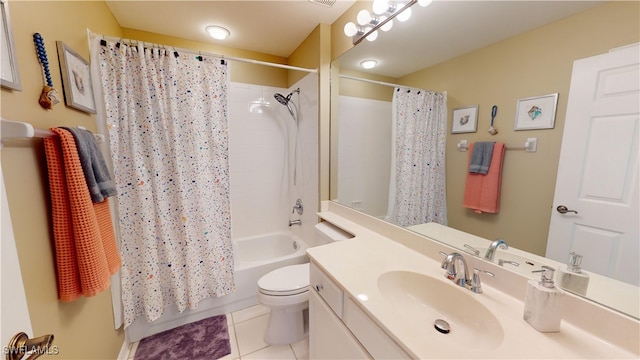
xmin=418 ymin=0 xmax=433 ymax=6
xmin=357 ymin=9 xmax=373 ymax=25
xmin=372 ymin=0 xmax=391 ymax=15
xmin=380 ymin=16 xmax=393 ymax=31
xmin=206 ymin=26 xmax=230 ymax=40
xmin=360 ymin=60 xmax=377 ymax=69
xmin=344 ymin=22 xmax=360 ymax=37
xmin=345 ymin=0 xmax=418 ymax=45
xmin=397 ymin=7 xmax=412 ymax=22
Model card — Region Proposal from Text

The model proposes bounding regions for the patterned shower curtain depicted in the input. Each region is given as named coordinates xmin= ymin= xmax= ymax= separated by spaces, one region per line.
xmin=97 ymin=40 xmax=234 ymax=328
xmin=386 ymin=88 xmax=447 ymax=227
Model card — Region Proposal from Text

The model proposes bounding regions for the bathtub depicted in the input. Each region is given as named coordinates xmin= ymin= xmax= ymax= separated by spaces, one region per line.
xmin=125 ymin=231 xmax=310 ymax=343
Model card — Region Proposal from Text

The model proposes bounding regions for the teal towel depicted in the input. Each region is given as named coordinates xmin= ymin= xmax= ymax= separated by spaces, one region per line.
xmin=469 ymin=142 xmax=495 ymax=174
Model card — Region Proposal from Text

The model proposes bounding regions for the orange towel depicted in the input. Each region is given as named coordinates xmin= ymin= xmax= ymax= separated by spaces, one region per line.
xmin=463 ymin=142 xmax=505 ymax=214
xmin=44 ymin=128 xmax=121 ymax=301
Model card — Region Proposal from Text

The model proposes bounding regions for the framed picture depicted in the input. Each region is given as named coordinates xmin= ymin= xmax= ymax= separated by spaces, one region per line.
xmin=514 ymin=93 xmax=558 ymax=130
xmin=1 ymin=0 xmax=21 ymax=90
xmin=56 ymin=41 xmax=96 ymax=113
xmin=451 ymin=105 xmax=478 ymax=133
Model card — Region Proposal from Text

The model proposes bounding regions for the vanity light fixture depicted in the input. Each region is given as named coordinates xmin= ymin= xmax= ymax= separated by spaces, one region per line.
xmin=344 ymin=0 xmax=431 ymax=45
xmin=360 ymin=60 xmax=378 ymax=70
xmin=206 ymin=25 xmax=230 ymax=40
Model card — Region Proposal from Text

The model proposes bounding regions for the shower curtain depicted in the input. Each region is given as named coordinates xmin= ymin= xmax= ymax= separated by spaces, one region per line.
xmin=386 ymin=88 xmax=447 ymax=227
xmin=96 ymin=40 xmax=234 ymax=328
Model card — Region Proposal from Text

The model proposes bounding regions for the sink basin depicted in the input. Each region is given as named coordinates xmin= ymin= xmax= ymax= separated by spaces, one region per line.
xmin=377 ymin=271 xmax=504 ymax=350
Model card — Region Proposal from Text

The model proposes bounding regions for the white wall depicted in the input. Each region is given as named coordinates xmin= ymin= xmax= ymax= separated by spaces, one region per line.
xmin=337 ymin=96 xmax=391 ymax=219
xmin=228 ymin=73 xmax=319 ymax=244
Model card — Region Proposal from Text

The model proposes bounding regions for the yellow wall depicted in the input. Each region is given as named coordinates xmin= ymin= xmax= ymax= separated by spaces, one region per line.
xmin=1 ymin=2 xmax=125 ymax=359
xmin=397 ymin=1 xmax=640 ymax=255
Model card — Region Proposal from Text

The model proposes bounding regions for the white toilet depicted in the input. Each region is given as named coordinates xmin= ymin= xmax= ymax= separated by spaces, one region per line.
xmin=257 ymin=222 xmax=353 ymax=345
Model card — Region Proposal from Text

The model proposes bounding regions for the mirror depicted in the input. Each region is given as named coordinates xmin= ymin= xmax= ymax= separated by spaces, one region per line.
xmin=330 ymin=1 xmax=639 ymax=318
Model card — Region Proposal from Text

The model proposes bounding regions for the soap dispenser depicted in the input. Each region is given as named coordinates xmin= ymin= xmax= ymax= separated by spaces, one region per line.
xmin=558 ymin=252 xmax=589 ymax=296
xmin=523 ymin=266 xmax=564 ymax=333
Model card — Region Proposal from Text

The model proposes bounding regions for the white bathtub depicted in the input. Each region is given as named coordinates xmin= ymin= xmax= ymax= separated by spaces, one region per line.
xmin=125 ymin=231 xmax=310 ymax=343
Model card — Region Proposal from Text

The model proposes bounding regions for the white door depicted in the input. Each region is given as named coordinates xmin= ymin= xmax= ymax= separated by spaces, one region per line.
xmin=1 ymin=167 xmax=34 ymax=353
xmin=546 ymin=44 xmax=639 ymax=286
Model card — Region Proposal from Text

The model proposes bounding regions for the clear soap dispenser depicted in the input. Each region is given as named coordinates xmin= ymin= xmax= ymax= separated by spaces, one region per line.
xmin=558 ymin=252 xmax=590 ymax=296
xmin=523 ymin=266 xmax=564 ymax=333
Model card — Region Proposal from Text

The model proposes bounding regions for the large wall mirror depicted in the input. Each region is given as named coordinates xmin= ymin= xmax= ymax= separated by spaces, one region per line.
xmin=330 ymin=1 xmax=639 ymax=319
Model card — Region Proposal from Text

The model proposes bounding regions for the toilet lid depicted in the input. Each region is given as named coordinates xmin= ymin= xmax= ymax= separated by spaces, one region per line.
xmin=258 ymin=263 xmax=309 ymax=295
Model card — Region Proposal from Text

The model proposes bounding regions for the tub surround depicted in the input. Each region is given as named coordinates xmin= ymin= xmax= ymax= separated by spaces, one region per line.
xmin=307 ymin=201 xmax=639 ymax=358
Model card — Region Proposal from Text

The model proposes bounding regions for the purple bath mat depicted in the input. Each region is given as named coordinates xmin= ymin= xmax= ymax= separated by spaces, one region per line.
xmin=134 ymin=315 xmax=231 ymax=360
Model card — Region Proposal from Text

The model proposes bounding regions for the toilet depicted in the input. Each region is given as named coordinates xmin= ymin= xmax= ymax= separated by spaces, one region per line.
xmin=257 ymin=222 xmax=353 ymax=345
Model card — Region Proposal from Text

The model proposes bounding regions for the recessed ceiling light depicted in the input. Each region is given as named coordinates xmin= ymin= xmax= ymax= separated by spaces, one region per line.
xmin=360 ymin=60 xmax=377 ymax=69
xmin=206 ymin=26 xmax=230 ymax=40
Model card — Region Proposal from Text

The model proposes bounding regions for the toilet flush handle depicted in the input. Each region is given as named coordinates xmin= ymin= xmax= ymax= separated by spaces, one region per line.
xmin=314 ymin=284 xmax=323 ymax=292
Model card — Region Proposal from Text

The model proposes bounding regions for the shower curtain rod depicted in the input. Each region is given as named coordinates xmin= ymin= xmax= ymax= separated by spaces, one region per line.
xmin=338 ymin=74 xmax=427 ymax=92
xmin=99 ymin=34 xmax=318 ymax=74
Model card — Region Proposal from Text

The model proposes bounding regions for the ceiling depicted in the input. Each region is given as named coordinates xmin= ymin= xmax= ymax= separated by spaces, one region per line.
xmin=106 ymin=1 xmax=604 ymax=77
xmin=105 ymin=0 xmax=356 ymax=58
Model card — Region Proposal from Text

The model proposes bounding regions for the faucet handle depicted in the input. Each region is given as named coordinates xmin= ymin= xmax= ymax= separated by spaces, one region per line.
xmin=498 ymin=259 xmax=519 ymax=267
xmin=464 ymin=244 xmax=480 ymax=256
xmin=470 ymin=268 xmax=494 ymax=294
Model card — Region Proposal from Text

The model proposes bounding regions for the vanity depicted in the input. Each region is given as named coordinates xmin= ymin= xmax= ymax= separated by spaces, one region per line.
xmin=307 ymin=202 xmax=640 ymax=359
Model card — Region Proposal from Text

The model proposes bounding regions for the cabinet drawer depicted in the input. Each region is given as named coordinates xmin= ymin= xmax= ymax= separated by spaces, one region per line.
xmin=310 ymin=262 xmax=344 ymax=318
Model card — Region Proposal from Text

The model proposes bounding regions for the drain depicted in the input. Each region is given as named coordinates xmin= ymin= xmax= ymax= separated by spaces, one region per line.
xmin=434 ymin=319 xmax=450 ymax=334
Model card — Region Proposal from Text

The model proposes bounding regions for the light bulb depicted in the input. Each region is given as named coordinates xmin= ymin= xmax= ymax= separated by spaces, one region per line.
xmin=380 ymin=16 xmax=393 ymax=31
xmin=206 ymin=26 xmax=230 ymax=40
xmin=360 ymin=60 xmax=377 ymax=69
xmin=372 ymin=0 xmax=389 ymax=15
xmin=397 ymin=7 xmax=412 ymax=22
xmin=357 ymin=9 xmax=372 ymax=25
xmin=418 ymin=0 xmax=433 ymax=6
xmin=365 ymin=29 xmax=378 ymax=42
xmin=344 ymin=22 xmax=358 ymax=37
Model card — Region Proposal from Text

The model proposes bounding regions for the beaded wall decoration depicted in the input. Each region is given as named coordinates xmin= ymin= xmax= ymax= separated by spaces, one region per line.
xmin=33 ymin=33 xmax=61 ymax=109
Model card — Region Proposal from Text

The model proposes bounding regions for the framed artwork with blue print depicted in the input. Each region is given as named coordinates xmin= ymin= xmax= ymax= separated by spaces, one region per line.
xmin=514 ymin=93 xmax=558 ymax=130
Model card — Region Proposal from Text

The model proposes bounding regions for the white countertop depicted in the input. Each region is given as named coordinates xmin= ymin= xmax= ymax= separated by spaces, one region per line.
xmin=307 ymin=208 xmax=639 ymax=359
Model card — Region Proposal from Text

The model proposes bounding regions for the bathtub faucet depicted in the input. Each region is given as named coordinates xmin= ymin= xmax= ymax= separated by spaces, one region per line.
xmin=289 ymin=219 xmax=302 ymax=226
xmin=292 ymin=199 xmax=303 ymax=215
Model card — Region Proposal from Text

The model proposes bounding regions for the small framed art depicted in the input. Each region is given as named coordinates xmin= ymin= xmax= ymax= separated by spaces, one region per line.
xmin=56 ymin=41 xmax=96 ymax=113
xmin=514 ymin=93 xmax=558 ymax=130
xmin=1 ymin=0 xmax=21 ymax=90
xmin=451 ymin=105 xmax=478 ymax=134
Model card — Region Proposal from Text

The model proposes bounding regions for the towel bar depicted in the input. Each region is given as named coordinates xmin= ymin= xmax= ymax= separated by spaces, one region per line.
xmin=1 ymin=118 xmax=105 ymax=146
xmin=457 ymin=138 xmax=537 ymax=152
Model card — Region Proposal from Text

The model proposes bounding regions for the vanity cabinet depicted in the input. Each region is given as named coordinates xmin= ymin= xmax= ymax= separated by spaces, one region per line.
xmin=309 ymin=262 xmax=409 ymax=359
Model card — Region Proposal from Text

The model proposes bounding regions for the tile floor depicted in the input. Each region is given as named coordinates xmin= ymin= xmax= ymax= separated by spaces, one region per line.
xmin=128 ymin=304 xmax=309 ymax=360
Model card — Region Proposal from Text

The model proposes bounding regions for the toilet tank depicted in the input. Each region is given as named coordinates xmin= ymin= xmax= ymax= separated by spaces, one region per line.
xmin=314 ymin=222 xmax=354 ymax=245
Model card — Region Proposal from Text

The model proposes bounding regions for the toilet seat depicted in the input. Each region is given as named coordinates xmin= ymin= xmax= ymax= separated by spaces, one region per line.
xmin=258 ymin=263 xmax=309 ymax=296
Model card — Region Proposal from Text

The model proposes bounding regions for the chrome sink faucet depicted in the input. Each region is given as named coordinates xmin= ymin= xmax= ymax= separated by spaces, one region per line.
xmin=441 ymin=252 xmax=470 ymax=287
xmin=440 ymin=252 xmax=494 ymax=293
xmin=484 ymin=239 xmax=508 ymax=261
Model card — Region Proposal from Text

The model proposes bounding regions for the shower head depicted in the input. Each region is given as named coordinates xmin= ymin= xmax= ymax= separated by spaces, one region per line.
xmin=273 ymin=89 xmax=300 ymax=123
xmin=274 ymin=92 xmax=290 ymax=106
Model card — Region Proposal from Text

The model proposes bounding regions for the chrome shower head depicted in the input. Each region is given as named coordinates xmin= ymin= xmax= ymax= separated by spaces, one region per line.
xmin=274 ymin=92 xmax=290 ymax=106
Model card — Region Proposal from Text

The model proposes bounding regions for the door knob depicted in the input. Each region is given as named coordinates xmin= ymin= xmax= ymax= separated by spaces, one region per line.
xmin=6 ymin=332 xmax=55 ymax=360
xmin=556 ymin=205 xmax=578 ymax=214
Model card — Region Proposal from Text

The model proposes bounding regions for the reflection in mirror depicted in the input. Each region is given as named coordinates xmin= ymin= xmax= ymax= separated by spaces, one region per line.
xmin=330 ymin=1 xmax=639 ymax=318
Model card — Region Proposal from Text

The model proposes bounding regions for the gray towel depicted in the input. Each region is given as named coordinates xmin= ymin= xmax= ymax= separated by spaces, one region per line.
xmin=469 ymin=142 xmax=495 ymax=174
xmin=63 ymin=127 xmax=117 ymax=202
